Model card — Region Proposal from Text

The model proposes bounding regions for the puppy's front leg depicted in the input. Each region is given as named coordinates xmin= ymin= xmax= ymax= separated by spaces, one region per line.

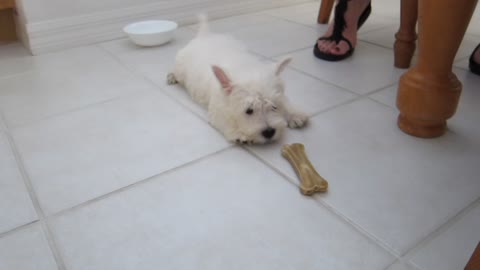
xmin=278 ymin=96 xmax=308 ymax=128
xmin=166 ymin=72 xmax=178 ymax=85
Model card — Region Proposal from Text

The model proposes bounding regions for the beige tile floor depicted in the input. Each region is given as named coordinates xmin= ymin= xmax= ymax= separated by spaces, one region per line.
xmin=1 ymin=1 xmax=479 ymax=270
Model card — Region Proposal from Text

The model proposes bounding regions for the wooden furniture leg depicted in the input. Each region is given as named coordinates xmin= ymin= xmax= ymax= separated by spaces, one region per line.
xmin=396 ymin=0 xmax=478 ymax=138
xmin=318 ymin=0 xmax=335 ymax=24
xmin=465 ymin=242 xmax=480 ymax=270
xmin=394 ymin=0 xmax=418 ymax=68
xmin=0 ymin=0 xmax=17 ymax=43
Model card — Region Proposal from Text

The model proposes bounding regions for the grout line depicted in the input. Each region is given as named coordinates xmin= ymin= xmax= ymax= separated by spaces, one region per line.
xmin=1 ymin=113 xmax=67 ymax=270
xmin=283 ymin=65 xmax=362 ymax=96
xmin=0 ymin=220 xmax=39 ymax=239
xmin=39 ymin=220 xmax=67 ymax=270
xmin=359 ymin=39 xmax=396 ymax=51
xmin=381 ymin=259 xmax=423 ymax=270
xmin=49 ymin=146 xmax=235 ymax=219
xmin=8 ymin=91 xmax=144 ymax=129
xmin=268 ymin=45 xmax=314 ymax=59
xmin=0 ymin=68 xmax=37 ymax=82
xmin=310 ymin=96 xmax=361 ymax=118
xmin=242 ymin=146 xmax=404 ymax=260
xmin=1 ymin=115 xmax=45 ymax=218
xmin=267 ymin=54 xmax=401 ymax=101
xmin=96 ymin=44 xmax=212 ymax=127
xmin=265 ymin=25 xmax=398 ymax=61
xmin=242 ymin=146 xmax=299 ymax=188
xmin=382 ymin=260 xmax=399 ymax=270
xmin=400 ymin=196 xmax=480 ymax=260
xmin=368 ymin=96 xmax=396 ymax=110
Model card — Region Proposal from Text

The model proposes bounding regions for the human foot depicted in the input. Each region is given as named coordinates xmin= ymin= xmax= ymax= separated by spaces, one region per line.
xmin=470 ymin=43 xmax=480 ymax=75
xmin=314 ymin=0 xmax=371 ymax=61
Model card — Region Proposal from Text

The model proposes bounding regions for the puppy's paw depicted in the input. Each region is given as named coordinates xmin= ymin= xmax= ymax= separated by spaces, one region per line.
xmin=288 ymin=112 xmax=308 ymax=128
xmin=167 ymin=73 xmax=178 ymax=85
xmin=233 ymin=135 xmax=253 ymax=145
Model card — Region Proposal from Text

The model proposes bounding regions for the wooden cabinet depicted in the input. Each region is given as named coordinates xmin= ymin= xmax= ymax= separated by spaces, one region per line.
xmin=0 ymin=0 xmax=16 ymax=43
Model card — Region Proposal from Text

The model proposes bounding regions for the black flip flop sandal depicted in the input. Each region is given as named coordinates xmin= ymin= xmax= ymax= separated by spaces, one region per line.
xmin=469 ymin=43 xmax=480 ymax=76
xmin=313 ymin=0 xmax=371 ymax=62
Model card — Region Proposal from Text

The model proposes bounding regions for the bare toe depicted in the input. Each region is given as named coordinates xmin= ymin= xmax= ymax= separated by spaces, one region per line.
xmin=328 ymin=41 xmax=351 ymax=55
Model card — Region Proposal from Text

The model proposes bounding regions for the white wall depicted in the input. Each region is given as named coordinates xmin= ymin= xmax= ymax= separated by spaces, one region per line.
xmin=15 ymin=0 xmax=314 ymax=54
xmin=20 ymin=0 xmax=174 ymax=23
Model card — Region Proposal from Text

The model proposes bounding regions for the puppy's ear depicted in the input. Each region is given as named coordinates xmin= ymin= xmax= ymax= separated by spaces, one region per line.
xmin=274 ymin=57 xmax=292 ymax=76
xmin=212 ymin=65 xmax=233 ymax=95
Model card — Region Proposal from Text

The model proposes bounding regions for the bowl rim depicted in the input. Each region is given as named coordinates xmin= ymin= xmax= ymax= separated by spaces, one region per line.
xmin=123 ymin=20 xmax=178 ymax=35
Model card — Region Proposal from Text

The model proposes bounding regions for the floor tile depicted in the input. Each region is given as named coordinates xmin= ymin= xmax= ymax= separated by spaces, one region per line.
xmin=0 ymin=115 xmax=5 ymax=131
xmin=371 ymin=0 xmax=400 ymax=19
xmin=248 ymin=98 xmax=480 ymax=255
xmin=0 ymin=132 xmax=37 ymax=234
xmin=456 ymin=35 xmax=479 ymax=61
xmin=360 ymin=29 xmax=479 ymax=62
xmin=280 ymin=67 xmax=358 ymax=115
xmin=455 ymin=57 xmax=470 ymax=71
xmin=0 ymin=43 xmax=34 ymax=79
xmin=100 ymin=27 xmax=195 ymax=88
xmin=455 ymin=35 xmax=478 ymax=71
xmin=448 ymin=68 xmax=480 ymax=137
xmin=359 ymin=15 xmax=399 ymax=34
xmin=387 ymin=261 xmax=418 ymax=270
xmin=0 ymin=224 xmax=57 ymax=270
xmin=263 ymin=2 xmax=327 ymax=27
xmin=161 ymin=83 xmax=209 ymax=121
xmin=466 ymin=12 xmax=480 ymax=37
xmin=231 ymin=18 xmax=320 ymax=57
xmin=359 ymin=25 xmax=398 ymax=49
xmin=189 ymin=13 xmax=320 ymax=58
xmin=1 ymin=2 xmax=479 ymax=268
xmin=189 ymin=13 xmax=280 ymax=33
xmin=0 ymin=46 xmax=155 ymax=127
xmin=50 ymin=148 xmax=393 ymax=270
xmin=264 ymin=2 xmax=397 ymax=34
xmin=282 ymin=43 xmax=404 ymax=94
xmin=11 ymin=91 xmax=229 ymax=215
xmin=409 ymin=203 xmax=480 ymax=270
xmin=369 ymin=85 xmax=397 ymax=108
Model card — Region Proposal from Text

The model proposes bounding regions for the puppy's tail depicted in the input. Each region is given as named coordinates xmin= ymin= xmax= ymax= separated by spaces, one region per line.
xmin=196 ymin=13 xmax=209 ymax=37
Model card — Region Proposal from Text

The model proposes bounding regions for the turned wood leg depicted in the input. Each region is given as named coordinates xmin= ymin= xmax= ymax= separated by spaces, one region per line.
xmin=465 ymin=242 xmax=480 ymax=270
xmin=318 ymin=0 xmax=335 ymax=24
xmin=394 ymin=0 xmax=418 ymax=68
xmin=396 ymin=0 xmax=478 ymax=138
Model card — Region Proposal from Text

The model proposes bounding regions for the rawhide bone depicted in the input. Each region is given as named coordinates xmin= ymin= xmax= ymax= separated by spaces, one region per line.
xmin=281 ymin=143 xmax=328 ymax=195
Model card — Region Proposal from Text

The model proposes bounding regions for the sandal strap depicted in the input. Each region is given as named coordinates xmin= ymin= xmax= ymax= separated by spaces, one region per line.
xmin=332 ymin=0 xmax=350 ymax=43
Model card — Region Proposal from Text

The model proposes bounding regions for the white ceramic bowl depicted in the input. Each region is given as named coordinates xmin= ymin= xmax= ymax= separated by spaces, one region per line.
xmin=123 ymin=20 xmax=178 ymax=46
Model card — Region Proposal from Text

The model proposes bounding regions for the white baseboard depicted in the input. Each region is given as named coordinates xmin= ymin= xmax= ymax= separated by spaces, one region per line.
xmin=23 ymin=0 xmax=315 ymax=55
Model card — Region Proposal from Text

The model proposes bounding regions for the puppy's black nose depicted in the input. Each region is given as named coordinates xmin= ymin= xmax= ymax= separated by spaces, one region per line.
xmin=262 ymin=128 xmax=276 ymax=139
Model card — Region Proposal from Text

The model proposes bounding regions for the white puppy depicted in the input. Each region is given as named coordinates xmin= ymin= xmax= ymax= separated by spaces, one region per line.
xmin=168 ymin=16 xmax=308 ymax=144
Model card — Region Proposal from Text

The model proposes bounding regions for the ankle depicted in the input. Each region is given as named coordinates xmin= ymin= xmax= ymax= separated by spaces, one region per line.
xmin=349 ymin=0 xmax=371 ymax=18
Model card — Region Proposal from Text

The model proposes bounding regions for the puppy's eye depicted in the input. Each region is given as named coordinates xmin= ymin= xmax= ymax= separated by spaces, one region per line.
xmin=272 ymin=105 xmax=278 ymax=111
xmin=245 ymin=108 xmax=254 ymax=115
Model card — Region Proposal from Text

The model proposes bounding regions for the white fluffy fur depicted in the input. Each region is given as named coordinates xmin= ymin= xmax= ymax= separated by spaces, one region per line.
xmin=168 ymin=16 xmax=308 ymax=144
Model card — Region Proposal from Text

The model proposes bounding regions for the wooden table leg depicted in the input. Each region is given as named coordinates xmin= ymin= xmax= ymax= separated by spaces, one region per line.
xmin=394 ymin=0 xmax=418 ymax=68
xmin=318 ymin=0 xmax=335 ymax=24
xmin=396 ymin=0 xmax=478 ymax=138
xmin=465 ymin=242 xmax=480 ymax=270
